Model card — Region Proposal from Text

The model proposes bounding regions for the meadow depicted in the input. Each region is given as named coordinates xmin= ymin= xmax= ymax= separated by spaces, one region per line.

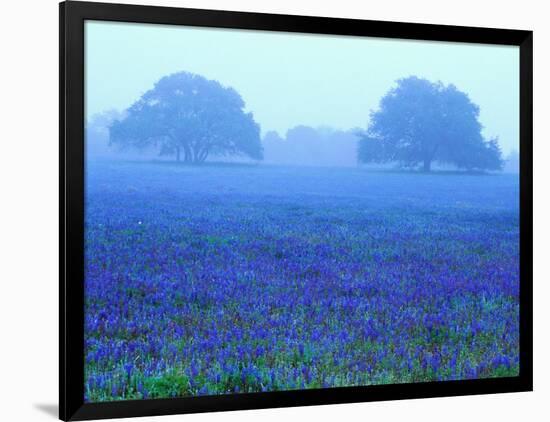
xmin=84 ymin=161 xmax=519 ymax=402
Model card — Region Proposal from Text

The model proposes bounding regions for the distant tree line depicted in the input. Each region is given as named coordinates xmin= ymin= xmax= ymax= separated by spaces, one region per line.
xmin=262 ymin=126 xmax=359 ymax=167
xmin=98 ymin=71 xmax=506 ymax=172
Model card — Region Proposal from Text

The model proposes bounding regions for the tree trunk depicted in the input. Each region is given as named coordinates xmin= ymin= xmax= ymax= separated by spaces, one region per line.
xmin=183 ymin=145 xmax=191 ymax=163
xmin=422 ymin=159 xmax=431 ymax=172
xmin=197 ymin=147 xmax=209 ymax=163
xmin=175 ymin=147 xmax=180 ymax=162
xmin=192 ymin=147 xmax=201 ymax=164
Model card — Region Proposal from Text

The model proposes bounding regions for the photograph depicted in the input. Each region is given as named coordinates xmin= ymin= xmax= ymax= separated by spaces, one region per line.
xmin=83 ymin=20 xmax=521 ymax=402
xmin=2 ymin=0 xmax=549 ymax=422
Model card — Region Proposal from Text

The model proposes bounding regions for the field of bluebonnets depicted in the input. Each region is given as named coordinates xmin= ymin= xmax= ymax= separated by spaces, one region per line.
xmin=84 ymin=161 xmax=519 ymax=402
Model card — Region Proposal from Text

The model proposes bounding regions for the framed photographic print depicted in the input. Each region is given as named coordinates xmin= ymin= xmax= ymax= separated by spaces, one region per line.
xmin=60 ymin=1 xmax=533 ymax=420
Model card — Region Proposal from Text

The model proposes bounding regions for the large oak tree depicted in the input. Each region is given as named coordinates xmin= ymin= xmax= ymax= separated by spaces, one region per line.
xmin=358 ymin=76 xmax=503 ymax=172
xmin=109 ymin=72 xmax=263 ymax=163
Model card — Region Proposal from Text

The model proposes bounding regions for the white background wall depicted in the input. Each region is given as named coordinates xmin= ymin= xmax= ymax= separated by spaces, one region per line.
xmin=0 ymin=0 xmax=547 ymax=421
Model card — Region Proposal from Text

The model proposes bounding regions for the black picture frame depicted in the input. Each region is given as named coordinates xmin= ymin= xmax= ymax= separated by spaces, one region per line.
xmin=60 ymin=1 xmax=533 ymax=420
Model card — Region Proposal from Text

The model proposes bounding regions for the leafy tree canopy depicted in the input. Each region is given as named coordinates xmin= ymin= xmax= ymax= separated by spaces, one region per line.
xmin=358 ymin=76 xmax=503 ymax=172
xmin=109 ymin=72 xmax=263 ymax=163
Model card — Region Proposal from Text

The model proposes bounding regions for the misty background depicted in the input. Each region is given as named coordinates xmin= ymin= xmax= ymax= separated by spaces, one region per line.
xmin=84 ymin=21 xmax=520 ymax=172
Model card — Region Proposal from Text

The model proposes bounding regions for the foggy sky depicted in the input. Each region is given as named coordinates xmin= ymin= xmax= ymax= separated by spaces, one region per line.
xmin=85 ymin=20 xmax=520 ymax=154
